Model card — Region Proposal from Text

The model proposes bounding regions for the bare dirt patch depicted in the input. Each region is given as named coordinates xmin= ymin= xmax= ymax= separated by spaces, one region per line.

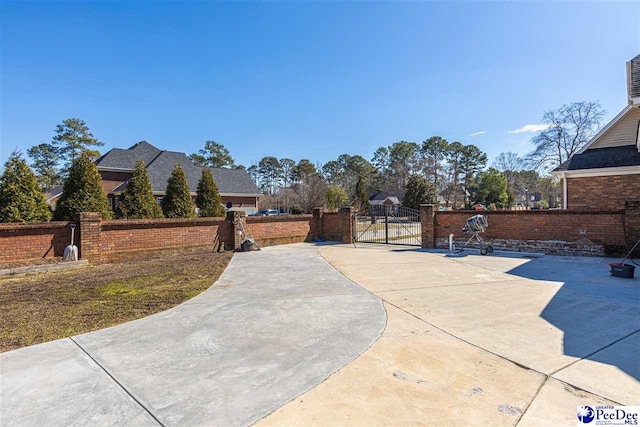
xmin=0 ymin=251 xmax=233 ymax=353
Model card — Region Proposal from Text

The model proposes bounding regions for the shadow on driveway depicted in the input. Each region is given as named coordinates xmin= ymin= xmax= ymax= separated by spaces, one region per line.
xmin=507 ymin=256 xmax=640 ymax=381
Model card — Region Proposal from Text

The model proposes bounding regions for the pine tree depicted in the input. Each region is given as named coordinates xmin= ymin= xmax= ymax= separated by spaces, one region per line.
xmin=196 ymin=168 xmax=225 ymax=217
xmin=27 ymin=143 xmax=61 ymax=191
xmin=162 ymin=164 xmax=195 ymax=218
xmin=0 ymin=151 xmax=52 ymax=223
xmin=117 ymin=160 xmax=163 ymax=219
xmin=354 ymin=176 xmax=370 ymax=212
xmin=51 ymin=118 xmax=104 ymax=174
xmin=402 ymin=174 xmax=437 ymax=210
xmin=54 ymin=153 xmax=113 ymax=221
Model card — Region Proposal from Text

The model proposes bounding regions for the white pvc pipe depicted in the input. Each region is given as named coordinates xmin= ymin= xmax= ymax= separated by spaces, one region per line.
xmin=449 ymin=234 xmax=454 ymax=252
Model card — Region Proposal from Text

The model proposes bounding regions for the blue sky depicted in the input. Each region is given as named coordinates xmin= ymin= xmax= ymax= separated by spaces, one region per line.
xmin=1 ymin=1 xmax=639 ymax=169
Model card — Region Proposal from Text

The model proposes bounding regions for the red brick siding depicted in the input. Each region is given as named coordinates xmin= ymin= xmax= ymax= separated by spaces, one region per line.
xmin=0 ymin=222 xmax=72 ymax=265
xmin=99 ymin=171 xmax=130 ymax=194
xmin=625 ymin=201 xmax=640 ymax=257
xmin=566 ymin=175 xmax=640 ymax=210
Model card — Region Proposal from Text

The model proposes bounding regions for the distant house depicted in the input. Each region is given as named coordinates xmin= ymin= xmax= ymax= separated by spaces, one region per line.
xmin=551 ymin=55 xmax=640 ymax=210
xmin=369 ymin=191 xmax=401 ymax=214
xmin=48 ymin=141 xmax=262 ymax=215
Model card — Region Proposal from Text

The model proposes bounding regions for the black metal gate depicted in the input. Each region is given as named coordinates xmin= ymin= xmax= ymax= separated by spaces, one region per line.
xmin=354 ymin=206 xmax=421 ymax=246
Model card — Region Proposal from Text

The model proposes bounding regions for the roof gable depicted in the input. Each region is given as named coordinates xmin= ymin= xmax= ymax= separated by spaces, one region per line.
xmin=370 ymin=191 xmax=401 ymax=201
xmin=97 ymin=140 xmax=162 ymax=170
xmin=576 ymin=106 xmax=639 ymax=154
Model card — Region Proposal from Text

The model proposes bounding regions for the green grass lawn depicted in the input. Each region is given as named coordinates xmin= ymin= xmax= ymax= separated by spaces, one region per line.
xmin=0 ymin=251 xmax=232 ymax=353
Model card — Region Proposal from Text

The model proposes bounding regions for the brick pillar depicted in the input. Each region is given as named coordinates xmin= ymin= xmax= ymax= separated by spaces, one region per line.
xmin=625 ymin=201 xmax=640 ymax=257
xmin=311 ymin=207 xmax=324 ymax=241
xmin=340 ymin=207 xmax=355 ymax=243
xmin=77 ymin=212 xmax=102 ymax=262
xmin=420 ymin=204 xmax=436 ymax=248
xmin=226 ymin=210 xmax=246 ymax=250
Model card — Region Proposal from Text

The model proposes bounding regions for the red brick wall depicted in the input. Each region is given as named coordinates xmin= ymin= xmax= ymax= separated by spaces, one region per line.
xmin=566 ymin=175 xmax=640 ymax=210
xmin=0 ymin=222 xmax=72 ymax=265
xmin=99 ymin=217 xmax=232 ymax=262
xmin=245 ymin=215 xmax=313 ymax=247
xmin=0 ymin=214 xmax=318 ymax=265
xmin=435 ymin=210 xmax=626 ymax=256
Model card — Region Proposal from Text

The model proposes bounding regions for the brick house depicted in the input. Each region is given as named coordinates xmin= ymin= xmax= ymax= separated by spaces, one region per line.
xmin=551 ymin=55 xmax=640 ymax=210
xmin=47 ymin=141 xmax=262 ymax=215
xmin=368 ymin=191 xmax=401 ymax=214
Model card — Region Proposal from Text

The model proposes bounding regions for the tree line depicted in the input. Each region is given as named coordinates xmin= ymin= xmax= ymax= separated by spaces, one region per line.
xmin=0 ymin=150 xmax=226 ymax=223
xmin=242 ymin=101 xmax=604 ymax=212
xmin=0 ymin=117 xmax=229 ymax=223
xmin=0 ymin=100 xmax=605 ymax=222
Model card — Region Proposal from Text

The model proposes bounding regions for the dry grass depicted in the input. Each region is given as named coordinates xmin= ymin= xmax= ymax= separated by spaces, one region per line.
xmin=0 ymin=251 xmax=233 ymax=353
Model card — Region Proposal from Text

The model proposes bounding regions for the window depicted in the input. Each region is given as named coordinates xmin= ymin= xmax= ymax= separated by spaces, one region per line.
xmin=108 ymin=197 xmax=118 ymax=211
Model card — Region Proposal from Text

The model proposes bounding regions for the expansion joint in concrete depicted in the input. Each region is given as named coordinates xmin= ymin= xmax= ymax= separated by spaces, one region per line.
xmin=515 ymin=376 xmax=549 ymax=426
xmin=549 ymin=329 xmax=640 ymax=378
xmin=380 ymin=299 xmax=629 ymax=407
xmin=68 ymin=337 xmax=164 ymax=427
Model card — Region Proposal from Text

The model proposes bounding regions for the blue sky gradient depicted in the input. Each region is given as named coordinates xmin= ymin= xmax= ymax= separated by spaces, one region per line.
xmin=1 ymin=1 xmax=639 ymax=168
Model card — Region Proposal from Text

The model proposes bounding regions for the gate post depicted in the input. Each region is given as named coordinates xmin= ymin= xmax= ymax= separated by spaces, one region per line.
xmin=312 ymin=207 xmax=324 ymax=241
xmin=384 ymin=210 xmax=389 ymax=244
xmin=420 ymin=204 xmax=436 ymax=248
xmin=340 ymin=206 xmax=355 ymax=243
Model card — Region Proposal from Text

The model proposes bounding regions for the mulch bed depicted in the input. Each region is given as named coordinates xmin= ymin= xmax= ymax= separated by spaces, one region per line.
xmin=0 ymin=251 xmax=233 ymax=353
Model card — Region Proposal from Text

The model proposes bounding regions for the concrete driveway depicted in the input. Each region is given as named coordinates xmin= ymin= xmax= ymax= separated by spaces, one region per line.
xmin=260 ymin=244 xmax=640 ymax=426
xmin=2 ymin=243 xmax=638 ymax=426
xmin=0 ymin=245 xmax=386 ymax=426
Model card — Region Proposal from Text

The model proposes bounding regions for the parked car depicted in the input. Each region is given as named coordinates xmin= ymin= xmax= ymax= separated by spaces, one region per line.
xmin=250 ymin=209 xmax=279 ymax=216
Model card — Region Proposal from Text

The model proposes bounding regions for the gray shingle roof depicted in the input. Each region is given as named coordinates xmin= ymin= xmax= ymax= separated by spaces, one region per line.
xmin=370 ymin=191 xmax=401 ymax=201
xmin=553 ymin=145 xmax=640 ymax=172
xmin=45 ymin=184 xmax=64 ymax=199
xmin=102 ymin=142 xmax=261 ymax=195
xmin=97 ymin=141 xmax=162 ymax=170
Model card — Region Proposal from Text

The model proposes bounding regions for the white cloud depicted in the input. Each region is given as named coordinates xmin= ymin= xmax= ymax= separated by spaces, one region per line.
xmin=469 ymin=130 xmax=486 ymax=137
xmin=507 ymin=124 xmax=550 ymax=134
